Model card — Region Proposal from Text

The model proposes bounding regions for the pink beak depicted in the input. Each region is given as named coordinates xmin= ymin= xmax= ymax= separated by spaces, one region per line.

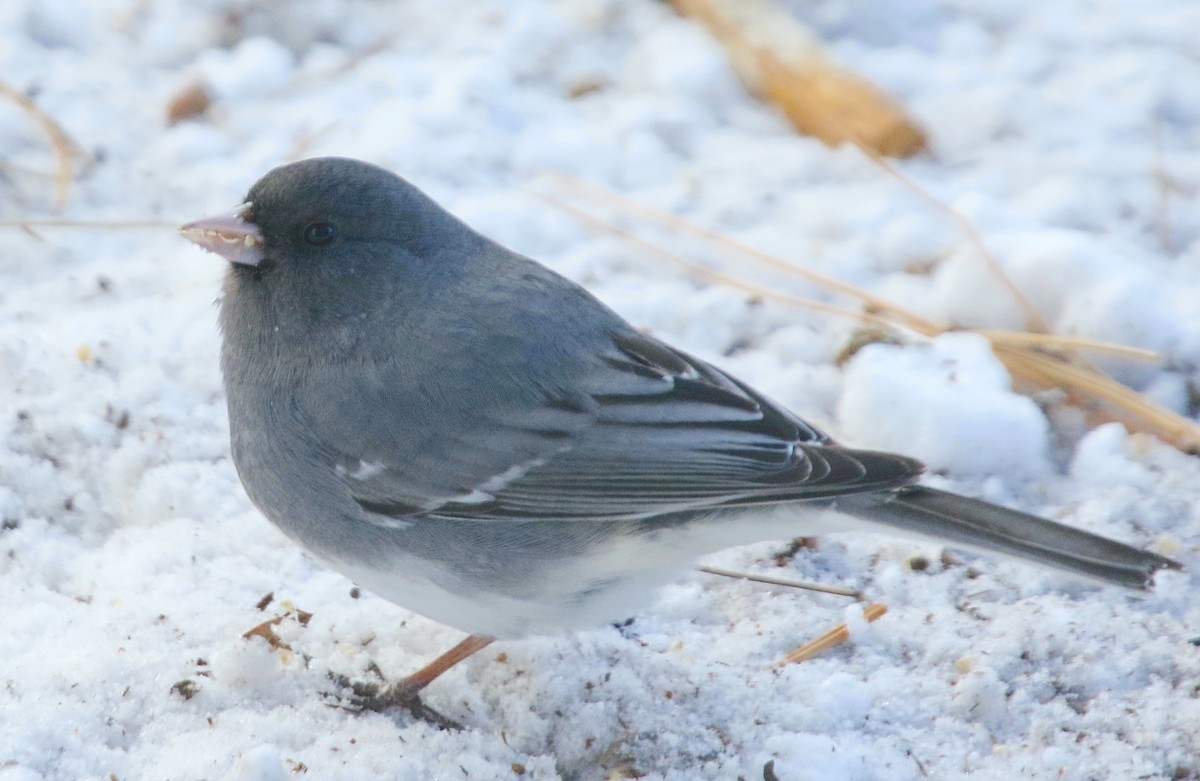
xmin=180 ymin=203 xmax=265 ymax=266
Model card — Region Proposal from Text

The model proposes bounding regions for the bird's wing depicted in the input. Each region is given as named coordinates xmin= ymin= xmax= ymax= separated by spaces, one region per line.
xmin=310 ymin=330 xmax=923 ymax=525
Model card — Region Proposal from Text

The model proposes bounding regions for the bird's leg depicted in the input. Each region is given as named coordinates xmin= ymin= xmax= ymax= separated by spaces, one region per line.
xmin=329 ymin=634 xmax=495 ymax=730
xmin=397 ymin=634 xmax=496 ymax=692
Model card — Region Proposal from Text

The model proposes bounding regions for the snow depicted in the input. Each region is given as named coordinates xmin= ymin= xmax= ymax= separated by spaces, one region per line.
xmin=3 ymin=0 xmax=1200 ymax=779
xmin=838 ymin=333 xmax=1052 ymax=476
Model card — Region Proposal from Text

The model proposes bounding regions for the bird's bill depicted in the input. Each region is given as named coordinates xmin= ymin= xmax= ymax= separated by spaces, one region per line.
xmin=180 ymin=203 xmax=264 ymax=266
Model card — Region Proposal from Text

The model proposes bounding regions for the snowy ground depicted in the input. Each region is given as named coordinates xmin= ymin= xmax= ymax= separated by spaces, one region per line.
xmin=3 ymin=1 xmax=1200 ymax=779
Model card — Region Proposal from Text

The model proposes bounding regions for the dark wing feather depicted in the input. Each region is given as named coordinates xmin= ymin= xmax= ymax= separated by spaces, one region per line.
xmin=337 ymin=330 xmax=922 ymax=524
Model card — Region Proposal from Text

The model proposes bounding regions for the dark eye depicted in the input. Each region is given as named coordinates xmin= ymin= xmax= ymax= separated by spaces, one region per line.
xmin=304 ymin=222 xmax=336 ymax=245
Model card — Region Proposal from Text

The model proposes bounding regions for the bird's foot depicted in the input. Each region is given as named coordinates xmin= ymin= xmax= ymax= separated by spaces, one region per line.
xmin=324 ymin=673 xmax=463 ymax=730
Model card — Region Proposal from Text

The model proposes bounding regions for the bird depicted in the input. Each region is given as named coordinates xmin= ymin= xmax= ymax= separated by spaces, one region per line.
xmin=181 ymin=156 xmax=1180 ymax=726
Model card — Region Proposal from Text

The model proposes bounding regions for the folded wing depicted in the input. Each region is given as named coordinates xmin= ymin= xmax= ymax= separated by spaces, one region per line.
xmin=313 ymin=329 xmax=923 ymax=525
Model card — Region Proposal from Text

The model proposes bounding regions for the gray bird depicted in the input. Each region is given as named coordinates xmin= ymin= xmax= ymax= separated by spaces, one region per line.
xmin=182 ymin=157 xmax=1179 ymax=724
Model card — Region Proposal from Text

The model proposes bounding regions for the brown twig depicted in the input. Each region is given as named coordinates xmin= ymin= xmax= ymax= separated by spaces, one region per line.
xmin=779 ymin=602 xmax=888 ymax=664
xmin=242 ymin=609 xmax=314 ymax=652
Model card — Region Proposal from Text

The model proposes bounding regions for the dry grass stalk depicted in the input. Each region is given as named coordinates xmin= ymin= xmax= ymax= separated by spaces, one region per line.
xmin=543 ymin=174 xmax=1148 ymax=356
xmin=1150 ymin=118 xmax=1179 ymax=256
xmin=780 ymin=602 xmax=888 ymax=664
xmin=287 ymin=122 xmax=341 ymax=162
xmin=0 ymin=219 xmax=177 ymax=229
xmin=973 ymin=330 xmax=1160 ymax=363
xmin=994 ymin=344 xmax=1200 ymax=453
xmin=698 ymin=565 xmax=861 ymax=598
xmin=539 ymin=173 xmax=940 ymax=333
xmin=0 ymin=80 xmax=82 ymax=210
xmin=858 ymin=148 xmax=1051 ymax=334
xmin=538 ymin=176 xmax=1200 ymax=453
xmin=671 ymin=0 xmax=926 ymax=158
xmin=528 ymin=188 xmax=909 ymax=333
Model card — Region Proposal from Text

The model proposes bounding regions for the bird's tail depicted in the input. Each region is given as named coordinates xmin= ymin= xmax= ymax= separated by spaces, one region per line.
xmin=840 ymin=486 xmax=1181 ymax=590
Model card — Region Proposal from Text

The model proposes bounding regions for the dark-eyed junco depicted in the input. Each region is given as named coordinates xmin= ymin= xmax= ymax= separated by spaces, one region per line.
xmin=182 ymin=157 xmax=1179 ymax=724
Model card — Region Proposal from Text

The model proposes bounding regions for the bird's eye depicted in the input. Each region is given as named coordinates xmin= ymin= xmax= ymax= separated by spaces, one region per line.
xmin=304 ymin=222 xmax=336 ymax=246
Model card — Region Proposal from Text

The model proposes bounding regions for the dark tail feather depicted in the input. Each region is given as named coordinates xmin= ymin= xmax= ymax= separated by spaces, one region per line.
xmin=843 ymin=486 xmax=1181 ymax=590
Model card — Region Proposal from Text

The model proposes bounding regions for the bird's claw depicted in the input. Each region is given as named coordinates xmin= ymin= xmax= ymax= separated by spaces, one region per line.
xmin=323 ymin=672 xmax=464 ymax=730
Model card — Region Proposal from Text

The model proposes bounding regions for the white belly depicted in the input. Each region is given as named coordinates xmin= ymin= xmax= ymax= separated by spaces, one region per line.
xmin=321 ymin=504 xmax=855 ymax=639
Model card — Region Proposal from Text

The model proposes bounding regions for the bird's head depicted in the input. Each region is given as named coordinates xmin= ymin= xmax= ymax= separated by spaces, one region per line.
xmin=181 ymin=156 xmax=461 ymax=281
xmin=182 ymin=157 xmax=483 ymax=342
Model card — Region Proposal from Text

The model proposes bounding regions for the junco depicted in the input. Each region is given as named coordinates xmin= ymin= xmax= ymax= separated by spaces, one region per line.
xmin=182 ymin=157 xmax=1179 ymax=724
